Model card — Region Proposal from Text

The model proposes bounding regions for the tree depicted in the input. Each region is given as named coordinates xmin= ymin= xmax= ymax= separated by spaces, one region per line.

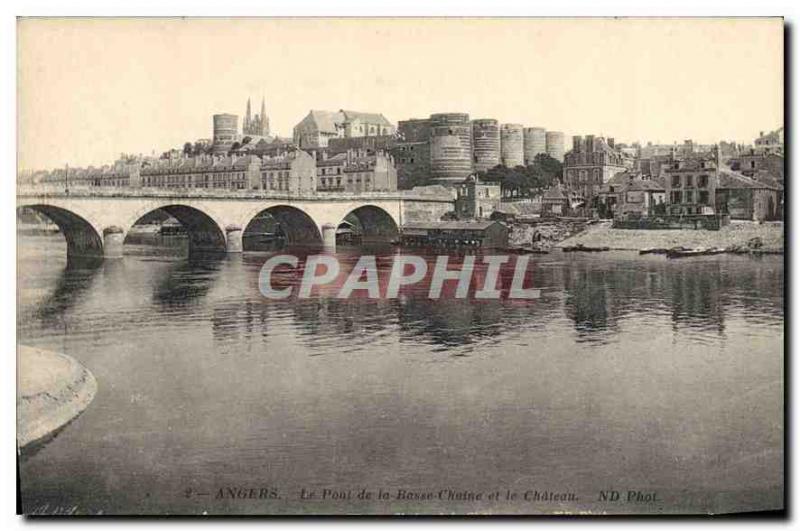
xmin=477 ymin=155 xmax=563 ymax=198
xmin=183 ymin=142 xmax=193 ymax=156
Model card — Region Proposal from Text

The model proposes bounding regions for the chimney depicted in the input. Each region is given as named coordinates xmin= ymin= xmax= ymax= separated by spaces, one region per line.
xmin=572 ymin=136 xmax=582 ymax=152
xmin=586 ymin=135 xmax=595 ymax=152
xmin=607 ymin=137 xmax=615 ymax=149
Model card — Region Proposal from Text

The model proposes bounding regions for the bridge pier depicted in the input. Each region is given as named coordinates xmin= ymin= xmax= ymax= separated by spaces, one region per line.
xmin=321 ymin=223 xmax=336 ymax=252
xmin=225 ymin=224 xmax=243 ymax=253
xmin=103 ymin=226 xmax=124 ymax=259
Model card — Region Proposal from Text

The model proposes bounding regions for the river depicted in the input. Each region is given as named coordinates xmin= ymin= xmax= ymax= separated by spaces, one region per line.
xmin=17 ymin=233 xmax=784 ymax=515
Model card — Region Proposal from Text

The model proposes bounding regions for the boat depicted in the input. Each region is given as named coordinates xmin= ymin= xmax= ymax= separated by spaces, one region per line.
xmin=508 ymin=246 xmax=550 ymax=255
xmin=639 ymin=247 xmax=671 ymax=255
xmin=562 ymin=243 xmax=610 ymax=253
xmin=666 ymin=247 xmax=727 ymax=259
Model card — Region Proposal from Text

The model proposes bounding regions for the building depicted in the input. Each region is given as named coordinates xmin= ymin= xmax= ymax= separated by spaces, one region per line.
xmin=562 ymin=135 xmax=627 ymax=210
xmin=545 ymin=131 xmax=565 ymax=162
xmin=259 ymin=150 xmax=317 ymax=193
xmin=597 ymin=170 xmax=635 ymax=217
xmin=540 ymin=185 xmax=570 ymax=218
xmin=328 ymin=135 xmax=395 ymax=154
xmin=615 ymin=178 xmax=666 ymax=219
xmin=455 ymin=176 xmax=502 ymax=219
xmin=753 ymin=127 xmax=784 ymax=155
xmin=400 ymin=220 xmax=509 ymax=249
xmin=293 ymin=109 xmax=395 ymax=148
xmin=738 ymin=150 xmax=784 ymax=182
xmin=139 ymin=154 xmax=261 ymax=190
xmin=243 ymin=97 xmax=271 ymax=137
xmin=715 ymin=169 xmax=782 ymax=221
xmin=389 ymin=141 xmax=431 ymax=189
xmin=315 ymin=149 xmax=397 ymax=193
xmin=48 ymin=149 xmax=317 ymax=193
xmin=663 ymin=152 xmax=718 ymax=216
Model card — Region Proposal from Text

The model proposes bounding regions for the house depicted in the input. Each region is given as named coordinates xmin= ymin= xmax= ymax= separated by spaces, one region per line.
xmin=455 ymin=176 xmax=502 ymax=219
xmin=540 ymin=185 xmax=570 ymax=217
xmin=616 ymin=178 xmax=666 ymax=218
xmin=715 ymin=169 xmax=782 ymax=221
xmin=663 ymin=153 xmax=718 ymax=216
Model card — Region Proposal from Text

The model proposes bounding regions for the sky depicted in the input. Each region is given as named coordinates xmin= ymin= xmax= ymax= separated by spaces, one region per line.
xmin=17 ymin=17 xmax=783 ymax=171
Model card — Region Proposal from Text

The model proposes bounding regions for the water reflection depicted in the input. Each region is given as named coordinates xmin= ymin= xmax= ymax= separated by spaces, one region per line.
xmin=33 ymin=258 xmax=104 ymax=323
xmin=153 ymin=255 xmax=224 ymax=310
xmin=18 ymin=236 xmax=785 ymax=353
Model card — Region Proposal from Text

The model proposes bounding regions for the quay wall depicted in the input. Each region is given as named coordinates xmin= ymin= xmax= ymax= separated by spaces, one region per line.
xmin=18 ymin=345 xmax=97 ymax=453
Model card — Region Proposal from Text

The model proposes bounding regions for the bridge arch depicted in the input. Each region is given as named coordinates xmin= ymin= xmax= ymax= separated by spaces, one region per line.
xmin=17 ymin=204 xmax=104 ymax=258
xmin=242 ymin=205 xmax=322 ymax=250
xmin=339 ymin=205 xmax=400 ymax=244
xmin=124 ymin=204 xmax=227 ymax=254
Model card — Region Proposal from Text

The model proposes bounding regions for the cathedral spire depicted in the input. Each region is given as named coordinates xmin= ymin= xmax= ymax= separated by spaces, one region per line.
xmin=245 ymin=97 xmax=252 ymax=130
xmin=260 ymin=96 xmax=266 ymax=126
xmin=261 ymin=95 xmax=270 ymax=136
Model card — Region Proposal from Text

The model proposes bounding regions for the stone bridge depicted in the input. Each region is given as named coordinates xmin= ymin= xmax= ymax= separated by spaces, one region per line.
xmin=17 ymin=186 xmax=455 ymax=259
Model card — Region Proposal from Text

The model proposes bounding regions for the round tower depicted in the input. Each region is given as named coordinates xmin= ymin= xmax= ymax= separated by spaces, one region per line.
xmin=212 ymin=114 xmax=239 ymax=153
xmin=545 ymin=131 xmax=565 ymax=162
xmin=429 ymin=113 xmax=473 ymax=185
xmin=523 ymin=127 xmax=547 ymax=165
xmin=500 ymin=124 xmax=524 ymax=168
xmin=471 ymin=119 xmax=501 ymax=173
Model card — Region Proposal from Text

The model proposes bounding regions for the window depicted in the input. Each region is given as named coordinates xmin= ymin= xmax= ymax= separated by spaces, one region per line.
xmin=699 ymin=190 xmax=709 ymax=204
xmin=671 ymin=175 xmax=680 ymax=187
xmin=684 ymin=175 xmax=693 ymax=187
xmin=671 ymin=191 xmax=681 ymax=203
xmin=698 ymin=175 xmax=708 ymax=188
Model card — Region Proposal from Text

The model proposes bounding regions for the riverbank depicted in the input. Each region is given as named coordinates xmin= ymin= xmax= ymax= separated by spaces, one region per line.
xmin=18 ymin=345 xmax=97 ymax=453
xmin=509 ymin=219 xmax=588 ymax=249
xmin=557 ymin=221 xmax=784 ymax=253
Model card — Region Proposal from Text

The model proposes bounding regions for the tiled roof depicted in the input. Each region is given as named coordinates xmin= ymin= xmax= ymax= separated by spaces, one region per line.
xmin=717 ymin=169 xmax=781 ymax=190
xmin=301 ymin=109 xmax=393 ymax=133
xmin=340 ymin=110 xmax=393 ymax=127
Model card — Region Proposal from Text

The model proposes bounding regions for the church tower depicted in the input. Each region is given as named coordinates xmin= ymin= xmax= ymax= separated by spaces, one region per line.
xmin=244 ymin=97 xmax=252 ymax=134
xmin=243 ymin=95 xmax=270 ymax=137
xmin=260 ymin=96 xmax=270 ymax=137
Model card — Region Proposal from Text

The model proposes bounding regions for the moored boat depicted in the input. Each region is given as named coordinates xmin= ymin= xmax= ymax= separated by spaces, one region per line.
xmin=562 ymin=243 xmax=610 ymax=253
xmin=666 ymin=247 xmax=727 ymax=258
